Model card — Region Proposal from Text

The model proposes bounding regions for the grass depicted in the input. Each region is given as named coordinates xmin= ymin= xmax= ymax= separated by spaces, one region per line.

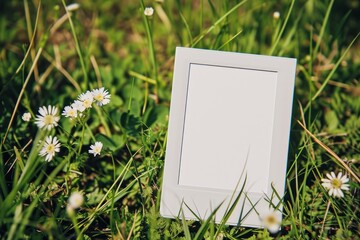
xmin=1 ymin=0 xmax=360 ymax=239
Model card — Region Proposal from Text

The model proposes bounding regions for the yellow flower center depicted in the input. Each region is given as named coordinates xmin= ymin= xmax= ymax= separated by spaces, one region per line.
xmin=44 ymin=115 xmax=54 ymax=125
xmin=265 ymin=215 xmax=277 ymax=225
xmin=46 ymin=144 xmax=55 ymax=153
xmin=94 ymin=146 xmax=101 ymax=153
xmin=69 ymin=109 xmax=76 ymax=117
xmin=94 ymin=94 xmax=104 ymax=102
xmin=331 ymin=178 xmax=342 ymax=189
xmin=83 ymin=99 xmax=92 ymax=108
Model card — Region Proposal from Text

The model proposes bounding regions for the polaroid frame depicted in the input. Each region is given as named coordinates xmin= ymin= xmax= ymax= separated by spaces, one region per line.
xmin=160 ymin=47 xmax=296 ymax=228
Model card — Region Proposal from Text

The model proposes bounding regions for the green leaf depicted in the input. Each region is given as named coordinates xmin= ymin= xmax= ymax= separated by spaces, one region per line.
xmin=111 ymin=94 xmax=124 ymax=107
xmin=95 ymin=133 xmax=121 ymax=151
xmin=144 ymin=105 xmax=169 ymax=127
xmin=123 ymin=84 xmax=143 ymax=104
xmin=120 ymin=111 xmax=143 ymax=137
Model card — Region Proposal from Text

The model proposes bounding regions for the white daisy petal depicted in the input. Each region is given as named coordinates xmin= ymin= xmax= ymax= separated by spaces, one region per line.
xmin=326 ymin=173 xmax=332 ymax=180
xmin=39 ymin=106 xmax=46 ymax=116
xmin=336 ymin=189 xmax=341 ymax=197
xmin=340 ymin=175 xmax=349 ymax=183
xmin=337 ymin=172 xmax=342 ymax=179
xmin=338 ymin=189 xmax=344 ymax=198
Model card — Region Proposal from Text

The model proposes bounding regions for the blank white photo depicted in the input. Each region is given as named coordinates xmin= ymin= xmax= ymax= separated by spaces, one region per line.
xmin=178 ymin=64 xmax=278 ymax=193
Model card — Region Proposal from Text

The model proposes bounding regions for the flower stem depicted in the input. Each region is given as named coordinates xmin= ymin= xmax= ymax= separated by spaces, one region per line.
xmin=78 ymin=124 xmax=85 ymax=155
xmin=139 ymin=0 xmax=158 ymax=102
xmin=70 ymin=213 xmax=82 ymax=239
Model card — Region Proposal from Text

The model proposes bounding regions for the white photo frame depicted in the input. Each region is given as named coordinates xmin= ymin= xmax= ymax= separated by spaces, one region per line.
xmin=160 ymin=47 xmax=296 ymax=228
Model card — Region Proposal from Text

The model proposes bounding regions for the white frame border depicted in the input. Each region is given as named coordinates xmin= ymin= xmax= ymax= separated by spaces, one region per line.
xmin=160 ymin=47 xmax=296 ymax=227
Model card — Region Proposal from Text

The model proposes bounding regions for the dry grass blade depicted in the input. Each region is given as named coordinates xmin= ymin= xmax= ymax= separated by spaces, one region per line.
xmin=42 ymin=52 xmax=81 ymax=92
xmin=126 ymin=212 xmax=138 ymax=240
xmin=90 ymin=55 xmax=102 ymax=87
xmin=128 ymin=70 xmax=157 ymax=85
xmin=297 ymin=120 xmax=360 ymax=183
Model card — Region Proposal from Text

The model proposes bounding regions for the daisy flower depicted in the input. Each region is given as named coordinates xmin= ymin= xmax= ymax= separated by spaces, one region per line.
xmin=273 ymin=11 xmax=280 ymax=20
xmin=39 ymin=135 xmax=61 ymax=162
xmin=22 ymin=112 xmax=31 ymax=122
xmin=144 ymin=7 xmax=154 ymax=16
xmin=92 ymin=87 xmax=111 ymax=106
xmin=35 ymin=105 xmax=60 ymax=130
xmin=261 ymin=208 xmax=281 ymax=234
xmin=71 ymin=100 xmax=86 ymax=113
xmin=321 ymin=172 xmax=350 ymax=198
xmin=78 ymin=91 xmax=94 ymax=109
xmin=68 ymin=192 xmax=84 ymax=209
xmin=89 ymin=141 xmax=103 ymax=156
xmin=66 ymin=191 xmax=84 ymax=216
xmin=62 ymin=105 xmax=77 ymax=119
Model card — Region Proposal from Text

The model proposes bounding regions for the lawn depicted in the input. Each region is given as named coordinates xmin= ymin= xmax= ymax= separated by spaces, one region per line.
xmin=0 ymin=0 xmax=359 ymax=239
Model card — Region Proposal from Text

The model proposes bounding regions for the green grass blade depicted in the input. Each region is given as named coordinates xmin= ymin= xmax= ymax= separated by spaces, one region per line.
xmin=192 ymin=202 xmax=223 ymax=240
xmin=181 ymin=210 xmax=192 ymax=240
xmin=217 ymin=29 xmax=243 ymax=50
xmin=0 ymin=145 xmax=9 ymax=198
xmin=191 ymin=0 xmax=248 ymax=48
xmin=61 ymin=0 xmax=87 ymax=90
xmin=174 ymin=0 xmax=193 ymax=45
xmin=306 ymin=32 xmax=360 ymax=109
xmin=312 ymin=0 xmax=334 ymax=58
xmin=15 ymin=159 xmax=67 ymax=238
xmin=13 ymin=146 xmax=25 ymax=171
xmin=14 ymin=0 xmax=41 ymax=75
xmin=268 ymin=0 xmax=295 ymax=56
